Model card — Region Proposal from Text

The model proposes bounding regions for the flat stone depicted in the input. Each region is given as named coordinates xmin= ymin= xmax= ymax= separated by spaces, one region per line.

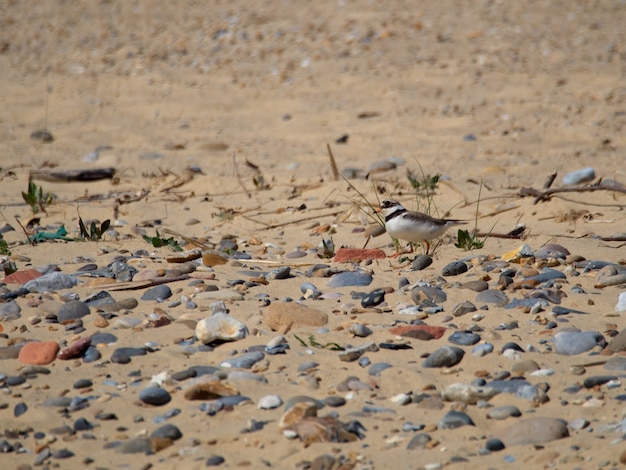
xmin=476 ymin=289 xmax=509 ymax=307
xmin=0 ymin=300 xmax=21 ymax=321
xmin=407 ymin=432 xmax=432 ymax=450
xmin=448 ymin=331 xmax=481 ymax=346
xmin=442 ymin=383 xmax=500 ymax=404
xmin=422 ymin=346 xmax=465 ymax=368
xmin=439 ymin=410 xmax=475 ymax=429
xmin=57 ymin=300 xmax=90 ymax=322
xmin=461 ymin=280 xmax=489 ymax=292
xmin=202 ymin=252 xmax=228 ymax=267
xmin=411 ymin=254 xmax=433 ymax=271
xmin=264 ymin=302 xmax=328 ymax=332
xmin=220 ymin=351 xmax=265 ymax=369
xmin=411 ymin=285 xmax=447 ymax=303
xmin=327 ymin=271 xmax=373 ymax=287
xmin=18 ymin=341 xmax=59 ymax=365
xmin=195 ymin=290 xmax=245 ymax=301
xmin=389 ymin=325 xmax=446 ymax=340
xmin=553 ymin=330 xmax=604 ymax=355
xmin=498 ymin=417 xmax=569 ymax=446
xmin=604 ymin=357 xmax=626 ymax=371
xmin=258 ymin=395 xmax=283 ymax=410
xmin=442 ymin=261 xmax=468 ymax=276
xmin=338 ymin=341 xmax=379 ymax=362
xmin=116 ymin=437 xmax=152 ymax=454
xmin=488 ymin=405 xmax=522 ymax=420
xmin=110 ymin=347 xmax=147 ymax=364
xmin=334 ymin=248 xmax=386 ymax=263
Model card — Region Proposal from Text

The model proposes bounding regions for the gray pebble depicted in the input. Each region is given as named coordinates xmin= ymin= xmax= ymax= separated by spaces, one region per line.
xmin=368 ymin=362 xmax=392 ymax=376
xmin=448 ymin=331 xmax=481 ymax=346
xmin=422 ymin=346 xmax=465 ymax=368
xmin=452 ymin=300 xmax=477 ymax=317
xmin=324 ymin=396 xmax=346 ymax=407
xmin=52 ymin=448 xmax=75 ymax=459
xmin=569 ymin=418 xmax=589 ymax=430
xmin=300 ymin=282 xmax=322 ymax=299
xmin=583 ymin=375 xmax=617 ymax=388
xmin=439 ymin=410 xmax=475 ymax=429
xmin=485 ymin=438 xmax=505 ymax=451
xmin=411 ymin=285 xmax=447 ymax=303
xmin=14 ymin=402 xmax=27 ymax=417
xmin=563 ymin=167 xmax=595 ymax=185
xmin=151 ymin=423 xmax=182 ymax=440
xmin=139 ymin=386 xmax=171 ymax=406
xmin=476 ymin=289 xmax=509 ymax=307
xmin=284 ymin=395 xmax=325 ymax=411
xmin=471 ymin=343 xmax=494 ymax=357
xmin=553 ymin=331 xmax=604 ymax=355
xmin=115 ymin=437 xmax=152 ymax=454
xmin=407 ymin=432 xmax=432 ymax=450
xmin=269 ymin=266 xmax=291 ymax=280
xmin=361 ymin=289 xmax=385 ymax=307
xmin=220 ymin=351 xmax=265 ymax=369
xmin=0 ymin=300 xmax=21 ymax=321
xmin=206 ymin=455 xmax=226 ymax=466
xmin=141 ymin=284 xmax=172 ymax=301
xmin=258 ymin=395 xmax=282 ymax=409
xmin=57 ymin=300 xmax=90 ymax=322
xmin=327 ymin=271 xmax=373 ymax=287
xmin=24 ymin=272 xmax=78 ymax=292
xmin=110 ymin=347 xmax=147 ymax=364
xmin=487 ymin=405 xmax=521 ymax=420
xmin=524 ymin=268 xmax=566 ymax=283
xmin=604 ymin=356 xmax=626 ymax=371
xmin=442 ymin=261 xmax=468 ymax=276
xmin=73 ymin=417 xmax=93 ymax=431
xmin=412 ymin=255 xmax=433 ymax=271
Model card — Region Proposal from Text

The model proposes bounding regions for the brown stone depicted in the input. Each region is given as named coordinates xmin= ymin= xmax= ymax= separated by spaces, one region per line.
xmin=499 ymin=417 xmax=569 ymax=446
xmin=18 ymin=341 xmax=59 ymax=365
xmin=2 ymin=269 xmax=42 ymax=285
xmin=264 ymin=302 xmax=328 ymax=332
xmin=202 ymin=253 xmax=228 ymax=267
xmin=183 ymin=378 xmax=239 ymax=401
xmin=334 ymin=248 xmax=386 ymax=263
xmin=389 ymin=325 xmax=446 ymax=340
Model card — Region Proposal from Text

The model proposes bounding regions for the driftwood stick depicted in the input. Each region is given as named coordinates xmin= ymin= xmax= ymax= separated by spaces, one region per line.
xmin=244 ymin=210 xmax=345 ymax=230
xmin=519 ymin=184 xmax=626 ymax=204
xmin=232 ymin=151 xmax=251 ymax=199
xmin=327 ymin=143 xmax=340 ymax=181
xmin=30 ymin=167 xmax=116 ymax=182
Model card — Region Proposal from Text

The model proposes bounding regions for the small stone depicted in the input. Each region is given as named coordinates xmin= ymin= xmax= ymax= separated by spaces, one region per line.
xmin=18 ymin=341 xmax=59 ymax=365
xmin=498 ymin=417 xmax=569 ymax=446
xmin=220 ymin=351 xmax=265 ymax=369
xmin=0 ymin=300 xmax=21 ymax=320
xmin=389 ymin=325 xmax=446 ymax=340
xmin=563 ymin=167 xmax=595 ymax=185
xmin=333 ymin=248 xmax=386 ymax=263
xmin=487 ymin=405 xmax=521 ymax=420
xmin=583 ymin=375 xmax=617 ymax=388
xmin=411 ymin=285 xmax=447 ymax=303
xmin=151 ymin=424 xmax=182 ymax=440
xmin=476 ymin=289 xmax=509 ymax=307
xmin=269 ymin=266 xmax=291 ymax=280
xmin=452 ymin=300 xmax=477 ymax=316
xmin=338 ymin=341 xmax=379 ymax=362
xmin=141 ymin=285 xmax=172 ymax=301
xmin=258 ymin=395 xmax=283 ymax=410
xmin=439 ymin=410 xmax=475 ymax=429
xmin=485 ymin=438 xmax=505 ymax=452
xmin=368 ymin=362 xmax=392 ymax=376
xmin=553 ymin=330 xmax=604 ymax=355
xmin=448 ymin=331 xmax=481 ymax=346
xmin=471 ymin=343 xmax=494 ymax=357
xmin=407 ymin=432 xmax=432 ymax=450
xmin=205 ymin=455 xmax=226 ymax=466
xmin=110 ymin=347 xmax=147 ymax=364
xmin=116 ymin=437 xmax=152 ymax=454
xmin=202 ymin=252 xmax=228 ymax=267
xmin=195 ymin=313 xmax=248 ymax=344
xmin=183 ymin=378 xmax=239 ymax=401
xmin=360 ymin=288 xmax=385 ymax=307
xmin=139 ymin=386 xmax=172 ymax=406
xmin=422 ymin=346 xmax=465 ymax=368
xmin=412 ymin=255 xmax=433 ymax=271
xmin=57 ymin=300 xmax=90 ymax=322
xmin=324 ymin=396 xmax=346 ymax=407
xmin=349 ymin=323 xmax=373 ymax=337
xmin=461 ymin=280 xmax=489 ymax=292
xmin=442 ymin=383 xmax=499 ymax=404
xmin=442 ymin=261 xmax=468 ymax=276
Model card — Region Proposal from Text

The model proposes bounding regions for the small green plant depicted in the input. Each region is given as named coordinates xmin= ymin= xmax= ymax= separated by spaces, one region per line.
xmin=294 ymin=334 xmax=345 ymax=351
xmin=22 ymin=179 xmax=56 ymax=215
xmin=0 ymin=239 xmax=11 ymax=256
xmin=455 ymin=182 xmax=492 ymax=251
xmin=407 ymin=160 xmax=441 ymax=216
xmin=143 ymin=230 xmax=183 ymax=251
xmin=79 ymin=217 xmax=111 ymax=241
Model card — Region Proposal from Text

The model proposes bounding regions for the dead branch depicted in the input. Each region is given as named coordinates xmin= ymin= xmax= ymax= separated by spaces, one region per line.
xmin=232 ymin=151 xmax=251 ymax=199
xmin=519 ymin=182 xmax=626 ymax=204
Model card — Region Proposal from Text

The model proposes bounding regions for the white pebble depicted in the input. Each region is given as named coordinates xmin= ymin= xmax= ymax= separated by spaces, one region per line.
xmin=258 ymin=395 xmax=282 ymax=410
xmin=615 ymin=292 xmax=626 ymax=312
xmin=530 ymin=368 xmax=555 ymax=376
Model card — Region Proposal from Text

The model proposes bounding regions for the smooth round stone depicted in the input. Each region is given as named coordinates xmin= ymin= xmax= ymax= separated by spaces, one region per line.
xmin=195 ymin=313 xmax=248 ymax=344
xmin=268 ymin=266 xmax=290 ymax=280
xmin=358 ymin=356 xmax=371 ymax=367
xmin=553 ymin=331 xmax=604 ymax=355
xmin=258 ymin=395 xmax=282 ymax=410
xmin=151 ymin=424 xmax=182 ymax=440
xmin=563 ymin=167 xmax=595 ymax=185
xmin=499 ymin=417 xmax=569 ymax=447
xmin=52 ymin=448 xmax=75 ymax=459
xmin=422 ymin=346 xmax=465 ymax=368
xmin=349 ymin=323 xmax=373 ymax=337
xmin=283 ymin=395 xmax=325 ymax=411
xmin=286 ymin=249 xmax=307 ymax=259
xmin=411 ymin=285 xmax=447 ymax=303
xmin=485 ymin=438 xmax=506 ymax=452
xmin=73 ymin=417 xmax=93 ymax=431
xmin=141 ymin=285 xmax=172 ymax=301
xmin=83 ymin=346 xmax=101 ymax=363
xmin=361 ymin=288 xmax=385 ymax=308
xmin=476 ymin=289 xmax=509 ymax=307
xmin=569 ymin=418 xmax=589 ymax=430
xmin=501 ymin=342 xmax=524 ymax=353
xmin=206 ymin=455 xmax=226 ymax=466
xmin=114 ymin=317 xmax=143 ymax=329
xmin=0 ymin=301 xmax=21 ymax=320
xmin=73 ymin=379 xmax=93 ymax=389
xmin=324 ymin=396 xmax=346 ymax=407
xmin=487 ymin=405 xmax=521 ymax=420
xmin=18 ymin=341 xmax=59 ymax=365
xmin=442 ymin=261 xmax=468 ymax=277
xmin=327 ymin=271 xmax=373 ymax=287
xmin=524 ymin=268 xmax=566 ymax=283
xmin=368 ymin=362 xmax=392 ymax=376
xmin=14 ymin=402 xmax=27 ymax=417
xmin=535 ymin=244 xmax=570 ymax=260
xmin=439 ymin=410 xmax=475 ymax=429
xmin=300 ymin=282 xmax=321 ymax=299
xmin=110 ymin=347 xmax=147 ymax=364
xmin=452 ymin=301 xmax=477 ymax=317
xmin=57 ymin=300 xmax=90 ymax=322
xmin=220 ymin=351 xmax=264 ymax=369
xmin=6 ymin=376 xmax=26 ymax=386
xmin=297 ymin=361 xmax=319 ymax=373
xmin=472 ymin=343 xmax=494 ymax=357
xmin=511 ymin=359 xmax=539 ymax=375
xmin=448 ymin=331 xmax=481 ymax=346
xmin=407 ymin=432 xmax=432 ymax=450
xmin=462 ymin=280 xmax=489 ymax=292
xmin=116 ymin=437 xmax=152 ymax=454
xmin=139 ymin=386 xmax=171 ymax=406
xmin=90 ymin=333 xmax=118 ymax=345
xmin=604 ymin=356 xmax=626 ymax=371
xmin=412 ymin=255 xmax=433 ymax=271
xmin=583 ymin=375 xmax=617 ymax=389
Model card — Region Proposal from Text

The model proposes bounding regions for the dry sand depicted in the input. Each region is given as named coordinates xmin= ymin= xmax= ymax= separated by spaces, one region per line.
xmin=0 ymin=1 xmax=625 ymax=469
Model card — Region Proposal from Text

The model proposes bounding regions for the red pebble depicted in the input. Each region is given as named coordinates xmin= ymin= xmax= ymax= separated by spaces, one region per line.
xmin=18 ymin=341 xmax=60 ymax=365
xmin=388 ymin=325 xmax=447 ymax=340
xmin=3 ymin=269 xmax=43 ymax=285
xmin=58 ymin=337 xmax=92 ymax=360
xmin=334 ymin=248 xmax=387 ymax=263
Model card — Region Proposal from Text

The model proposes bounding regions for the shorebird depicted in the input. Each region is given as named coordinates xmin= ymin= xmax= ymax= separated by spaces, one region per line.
xmin=376 ymin=199 xmax=465 ymax=254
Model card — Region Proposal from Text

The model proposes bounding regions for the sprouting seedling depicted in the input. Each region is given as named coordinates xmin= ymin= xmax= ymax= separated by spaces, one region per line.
xmin=78 ymin=216 xmax=111 ymax=241
xmin=22 ymin=179 xmax=56 ymax=215
xmin=455 ymin=181 xmax=494 ymax=251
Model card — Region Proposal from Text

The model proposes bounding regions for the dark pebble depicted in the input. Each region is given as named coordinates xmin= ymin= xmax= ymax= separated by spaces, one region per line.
xmin=361 ymin=288 xmax=386 ymax=308
xmin=74 ymin=417 xmax=93 ymax=431
xmin=422 ymin=346 xmax=465 ymax=368
xmin=83 ymin=346 xmax=102 ymax=363
xmin=73 ymin=378 xmax=93 ymax=389
xmin=448 ymin=331 xmax=481 ymax=346
xmin=501 ymin=342 xmax=525 ymax=353
xmin=406 ymin=432 xmax=432 ymax=450
xmin=220 ymin=351 xmax=265 ymax=369
xmin=141 ymin=284 xmax=172 ymax=301
xmin=111 ymin=347 xmax=147 ymax=364
xmin=412 ymin=254 xmax=433 ymax=271
xmin=57 ymin=300 xmax=90 ymax=322
xmin=206 ymin=455 xmax=226 ymax=466
xmin=151 ymin=423 xmax=182 ymax=440
xmin=358 ymin=356 xmax=371 ymax=367
xmin=524 ymin=268 xmax=566 ymax=283
xmin=14 ymin=402 xmax=27 ymax=417
xmin=6 ymin=376 xmax=26 ymax=386
xmin=139 ymin=386 xmax=171 ymax=406
xmin=379 ymin=343 xmax=412 ymax=350
xmin=269 ymin=266 xmax=291 ymax=280
xmin=324 ymin=396 xmax=346 ymax=407
xmin=328 ymin=271 xmax=373 ymax=288
xmin=583 ymin=375 xmax=617 ymax=389
xmin=172 ymin=368 xmax=198 ymax=381
xmin=52 ymin=448 xmax=75 ymax=459
xmin=30 ymin=129 xmax=54 ymax=142
xmin=442 ymin=261 xmax=468 ymax=277
xmin=368 ymin=362 xmax=393 ymax=376
xmin=485 ymin=438 xmax=506 ymax=451
xmin=439 ymin=410 xmax=475 ymax=429
xmin=90 ymin=332 xmax=118 ymax=345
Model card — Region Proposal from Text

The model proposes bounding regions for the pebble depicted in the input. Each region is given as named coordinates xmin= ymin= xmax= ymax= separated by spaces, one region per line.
xmin=360 ymin=288 xmax=386 ymax=307
xmin=616 ymin=292 xmax=626 ymax=312
xmin=406 ymin=432 xmax=432 ymax=450
xmin=448 ymin=331 xmax=481 ymax=346
xmin=485 ymin=438 xmax=506 ymax=451
xmin=18 ymin=341 xmax=59 ymax=365
xmin=553 ymin=330 xmax=604 ymax=355
xmin=220 ymin=351 xmax=265 ymax=369
xmin=141 ymin=284 xmax=172 ymax=301
xmin=349 ymin=323 xmax=373 ymax=337
xmin=562 ymin=167 xmax=595 ymax=185
xmin=139 ymin=386 xmax=172 ymax=406
xmin=411 ymin=285 xmax=447 ymax=303
xmin=487 ymin=405 xmax=521 ymax=420
xmin=195 ymin=313 xmax=248 ymax=344
xmin=422 ymin=346 xmax=465 ymax=368
xmin=442 ymin=261 xmax=468 ymax=276
xmin=471 ymin=343 xmax=494 ymax=357
xmin=412 ymin=254 xmax=433 ymax=271
xmin=0 ymin=300 xmax=21 ymax=320
xmin=57 ymin=300 xmax=90 ymax=322
xmin=115 ymin=437 xmax=152 ymax=454
xmin=439 ymin=410 xmax=475 ymax=429
xmin=442 ymin=383 xmax=499 ymax=404
xmin=110 ymin=347 xmax=148 ymax=364
xmin=368 ymin=362 xmax=392 ymax=376
xmin=151 ymin=424 xmax=183 ymax=440
xmin=452 ymin=300 xmax=477 ymax=316
xmin=389 ymin=325 xmax=446 ymax=340
xmin=23 ymin=272 xmax=78 ymax=292
xmin=476 ymin=289 xmax=509 ymax=307
xmin=258 ymin=395 xmax=283 ymax=409
xmin=338 ymin=341 xmax=379 ymax=362
xmin=327 ymin=271 xmax=373 ymax=287
xmin=498 ymin=418 xmax=569 ymax=446
xmin=264 ymin=302 xmax=328 ymax=331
